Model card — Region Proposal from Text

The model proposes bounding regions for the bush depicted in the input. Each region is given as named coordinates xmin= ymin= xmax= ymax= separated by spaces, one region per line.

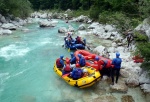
xmin=134 ymin=31 xmax=149 ymax=42
xmin=68 ymin=10 xmax=90 ymax=17
xmin=0 ymin=0 xmax=32 ymax=18
xmin=89 ymin=6 xmax=101 ymax=20
xmin=136 ymin=42 xmax=150 ymax=62
xmin=141 ymin=62 xmax=150 ymax=74
xmin=98 ymin=11 xmax=141 ymax=31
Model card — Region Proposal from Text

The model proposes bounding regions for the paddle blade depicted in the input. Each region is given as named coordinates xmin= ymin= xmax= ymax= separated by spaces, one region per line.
xmin=68 ymin=48 xmax=70 ymax=52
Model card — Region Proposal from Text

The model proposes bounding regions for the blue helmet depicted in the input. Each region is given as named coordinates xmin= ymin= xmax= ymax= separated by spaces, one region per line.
xmin=78 ymin=54 xmax=82 ymax=58
xmin=95 ymin=56 xmax=99 ymax=61
xmin=60 ymin=55 xmax=64 ymax=59
xmin=70 ymin=52 xmax=74 ymax=57
xmin=116 ymin=52 xmax=120 ymax=57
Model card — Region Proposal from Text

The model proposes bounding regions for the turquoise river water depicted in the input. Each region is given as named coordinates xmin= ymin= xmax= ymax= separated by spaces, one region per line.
xmin=0 ymin=19 xmax=146 ymax=102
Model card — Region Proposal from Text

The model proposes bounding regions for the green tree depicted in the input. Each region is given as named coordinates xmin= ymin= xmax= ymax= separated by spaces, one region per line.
xmin=139 ymin=0 xmax=150 ymax=18
xmin=0 ymin=0 xmax=32 ymax=18
xmin=137 ymin=42 xmax=150 ymax=71
xmin=80 ymin=0 xmax=93 ymax=10
xmin=59 ymin=0 xmax=72 ymax=10
xmin=72 ymin=0 xmax=81 ymax=10
xmin=28 ymin=0 xmax=40 ymax=10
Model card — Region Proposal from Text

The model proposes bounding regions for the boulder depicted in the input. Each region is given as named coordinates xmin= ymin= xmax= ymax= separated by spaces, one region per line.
xmin=120 ymin=69 xmax=129 ymax=78
xmin=125 ymin=77 xmax=139 ymax=87
xmin=1 ymin=23 xmax=17 ymax=30
xmin=68 ymin=25 xmax=74 ymax=32
xmin=0 ymin=16 xmax=7 ymax=23
xmin=93 ymin=45 xmax=109 ymax=57
xmin=0 ymin=29 xmax=12 ymax=35
xmin=88 ymin=22 xmax=99 ymax=29
xmin=92 ymin=95 xmax=117 ymax=102
xmin=58 ymin=27 xmax=67 ymax=33
xmin=38 ymin=20 xmax=58 ymax=27
xmin=104 ymin=25 xmax=116 ymax=32
xmin=140 ymin=84 xmax=150 ymax=93
xmin=75 ymin=15 xmax=89 ymax=23
xmin=135 ymin=18 xmax=150 ymax=40
xmin=78 ymin=24 xmax=86 ymax=30
xmin=139 ymin=72 xmax=150 ymax=84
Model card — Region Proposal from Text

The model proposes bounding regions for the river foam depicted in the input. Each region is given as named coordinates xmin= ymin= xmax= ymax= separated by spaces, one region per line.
xmin=0 ymin=44 xmax=30 ymax=61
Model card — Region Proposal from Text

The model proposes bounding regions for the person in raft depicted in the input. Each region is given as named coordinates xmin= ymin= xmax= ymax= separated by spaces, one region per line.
xmin=111 ymin=52 xmax=122 ymax=85
xmin=70 ymin=65 xmax=83 ymax=80
xmin=62 ymin=60 xmax=72 ymax=75
xmin=70 ymin=52 xmax=76 ymax=65
xmin=95 ymin=56 xmax=112 ymax=78
xmin=78 ymin=54 xmax=86 ymax=67
xmin=56 ymin=55 xmax=65 ymax=69
xmin=82 ymin=69 xmax=89 ymax=77
xmin=75 ymin=36 xmax=82 ymax=44
xmin=64 ymin=32 xmax=73 ymax=48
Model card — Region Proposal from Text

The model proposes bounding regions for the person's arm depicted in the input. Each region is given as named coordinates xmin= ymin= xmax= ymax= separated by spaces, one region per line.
xmin=112 ymin=58 xmax=115 ymax=65
xmin=60 ymin=59 xmax=64 ymax=67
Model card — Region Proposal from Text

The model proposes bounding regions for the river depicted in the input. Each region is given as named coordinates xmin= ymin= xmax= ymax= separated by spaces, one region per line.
xmin=0 ymin=19 xmax=146 ymax=102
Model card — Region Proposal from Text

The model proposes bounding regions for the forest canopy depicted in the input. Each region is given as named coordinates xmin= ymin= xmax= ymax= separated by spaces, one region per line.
xmin=0 ymin=0 xmax=149 ymax=19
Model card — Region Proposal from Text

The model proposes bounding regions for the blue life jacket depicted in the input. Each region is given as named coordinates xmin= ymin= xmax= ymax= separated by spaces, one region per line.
xmin=71 ymin=68 xmax=82 ymax=79
xmin=70 ymin=56 xmax=76 ymax=64
xmin=79 ymin=57 xmax=86 ymax=67
xmin=112 ymin=58 xmax=122 ymax=68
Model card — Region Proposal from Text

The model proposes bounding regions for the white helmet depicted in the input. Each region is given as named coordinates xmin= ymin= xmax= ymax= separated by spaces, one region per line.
xmin=83 ymin=69 xmax=88 ymax=73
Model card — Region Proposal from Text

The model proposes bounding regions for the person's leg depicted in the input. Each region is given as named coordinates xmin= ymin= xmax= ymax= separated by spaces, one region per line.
xmin=100 ymin=68 xmax=104 ymax=78
xmin=115 ymin=68 xmax=120 ymax=83
xmin=107 ymin=68 xmax=111 ymax=77
xmin=111 ymin=68 xmax=115 ymax=85
xmin=127 ymin=41 xmax=130 ymax=48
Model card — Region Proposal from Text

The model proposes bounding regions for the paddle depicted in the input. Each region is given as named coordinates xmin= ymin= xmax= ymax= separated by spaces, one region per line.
xmin=86 ymin=45 xmax=91 ymax=50
xmin=68 ymin=48 xmax=70 ymax=52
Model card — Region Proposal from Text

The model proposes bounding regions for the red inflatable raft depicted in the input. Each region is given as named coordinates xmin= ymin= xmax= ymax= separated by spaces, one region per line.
xmin=74 ymin=50 xmax=113 ymax=70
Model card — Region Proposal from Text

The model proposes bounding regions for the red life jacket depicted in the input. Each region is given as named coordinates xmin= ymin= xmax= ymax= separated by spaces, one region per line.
xmin=64 ymin=64 xmax=71 ymax=72
xmin=76 ymin=37 xmax=82 ymax=43
xmin=56 ymin=58 xmax=62 ymax=67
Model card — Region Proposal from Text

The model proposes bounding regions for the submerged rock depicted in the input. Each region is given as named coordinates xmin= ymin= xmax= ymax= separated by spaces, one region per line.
xmin=110 ymin=83 xmax=128 ymax=93
xmin=121 ymin=95 xmax=135 ymax=102
xmin=92 ymin=95 xmax=117 ymax=102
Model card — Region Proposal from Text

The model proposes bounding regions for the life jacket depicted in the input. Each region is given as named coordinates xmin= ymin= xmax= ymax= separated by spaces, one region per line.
xmin=64 ymin=64 xmax=71 ymax=72
xmin=113 ymin=58 xmax=122 ymax=68
xmin=72 ymin=68 xmax=82 ymax=79
xmin=79 ymin=57 xmax=86 ymax=67
xmin=70 ymin=56 xmax=76 ymax=64
xmin=97 ymin=60 xmax=108 ymax=70
xmin=103 ymin=60 xmax=108 ymax=68
xmin=56 ymin=58 xmax=62 ymax=68
xmin=115 ymin=58 xmax=121 ymax=65
xmin=76 ymin=37 xmax=82 ymax=44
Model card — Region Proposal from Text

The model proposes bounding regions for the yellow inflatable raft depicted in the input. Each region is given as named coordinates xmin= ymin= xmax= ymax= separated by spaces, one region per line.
xmin=53 ymin=63 xmax=101 ymax=88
